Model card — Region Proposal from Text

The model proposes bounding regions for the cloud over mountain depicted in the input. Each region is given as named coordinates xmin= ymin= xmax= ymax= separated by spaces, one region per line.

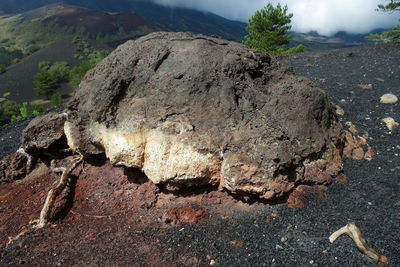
xmin=150 ymin=0 xmax=399 ymax=36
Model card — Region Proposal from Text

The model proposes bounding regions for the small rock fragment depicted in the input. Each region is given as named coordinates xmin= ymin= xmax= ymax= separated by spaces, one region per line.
xmin=276 ymin=244 xmax=284 ymax=251
xmin=281 ymin=236 xmax=288 ymax=243
xmin=335 ymin=105 xmax=345 ymax=116
xmin=382 ymin=117 xmax=399 ymax=131
xmin=345 ymin=121 xmax=359 ymax=134
xmin=358 ymin=84 xmax=372 ymax=90
xmin=229 ymin=240 xmax=244 ymax=248
xmin=380 ymin=93 xmax=398 ymax=104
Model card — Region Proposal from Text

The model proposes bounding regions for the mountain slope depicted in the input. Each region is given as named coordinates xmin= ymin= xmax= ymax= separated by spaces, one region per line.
xmin=98 ymin=1 xmax=247 ymax=41
xmin=0 ymin=3 xmax=158 ymax=52
xmin=289 ymin=31 xmax=374 ymax=51
xmin=0 ymin=37 xmax=112 ymax=104
xmin=0 ymin=0 xmax=248 ymax=42
xmin=23 ymin=3 xmax=153 ymax=35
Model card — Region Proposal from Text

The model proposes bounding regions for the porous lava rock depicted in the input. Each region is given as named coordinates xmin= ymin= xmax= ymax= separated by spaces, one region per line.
xmin=22 ymin=112 xmax=66 ymax=154
xmin=0 ymin=152 xmax=28 ymax=183
xmin=22 ymin=32 xmax=345 ymax=199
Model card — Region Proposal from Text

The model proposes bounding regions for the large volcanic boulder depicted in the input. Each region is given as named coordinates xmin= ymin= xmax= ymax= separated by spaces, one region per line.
xmin=23 ymin=32 xmax=345 ymax=199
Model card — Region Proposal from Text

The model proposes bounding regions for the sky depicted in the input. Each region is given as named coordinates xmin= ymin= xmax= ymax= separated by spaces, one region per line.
xmin=150 ymin=0 xmax=399 ymax=36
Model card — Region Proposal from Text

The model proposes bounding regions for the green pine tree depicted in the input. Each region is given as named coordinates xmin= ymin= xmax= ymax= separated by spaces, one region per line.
xmin=243 ymin=3 xmax=305 ymax=55
xmin=33 ymin=70 xmax=58 ymax=99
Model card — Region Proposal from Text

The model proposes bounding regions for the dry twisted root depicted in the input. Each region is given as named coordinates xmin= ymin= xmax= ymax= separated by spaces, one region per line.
xmin=6 ymin=154 xmax=83 ymax=247
xmin=329 ymin=223 xmax=387 ymax=263
xmin=33 ymin=154 xmax=83 ymax=229
xmin=16 ymin=147 xmax=34 ymax=173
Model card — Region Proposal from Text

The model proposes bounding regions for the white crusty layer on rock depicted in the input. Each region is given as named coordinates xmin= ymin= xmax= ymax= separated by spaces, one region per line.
xmin=72 ymin=121 xmax=222 ymax=186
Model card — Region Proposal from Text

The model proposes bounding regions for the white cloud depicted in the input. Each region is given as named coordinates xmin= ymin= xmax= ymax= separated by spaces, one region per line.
xmin=150 ymin=0 xmax=399 ymax=36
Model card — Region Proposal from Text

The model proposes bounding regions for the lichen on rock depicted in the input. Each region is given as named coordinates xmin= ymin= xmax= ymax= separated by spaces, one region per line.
xmin=19 ymin=32 xmax=346 ymax=199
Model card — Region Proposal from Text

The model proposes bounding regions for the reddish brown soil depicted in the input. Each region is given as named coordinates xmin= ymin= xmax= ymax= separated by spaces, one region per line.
xmin=0 ymin=158 xmax=262 ymax=265
xmin=163 ymin=205 xmax=205 ymax=225
xmin=0 ymin=154 xmax=346 ymax=265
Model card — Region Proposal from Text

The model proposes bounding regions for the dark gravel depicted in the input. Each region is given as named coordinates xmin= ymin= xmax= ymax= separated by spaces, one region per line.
xmin=0 ymin=115 xmax=32 ymax=159
xmin=1 ymin=43 xmax=399 ymax=266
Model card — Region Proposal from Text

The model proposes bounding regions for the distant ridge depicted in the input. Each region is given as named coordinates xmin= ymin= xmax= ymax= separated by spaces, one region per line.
xmin=22 ymin=3 xmax=155 ymax=36
xmin=0 ymin=0 xmax=248 ymax=42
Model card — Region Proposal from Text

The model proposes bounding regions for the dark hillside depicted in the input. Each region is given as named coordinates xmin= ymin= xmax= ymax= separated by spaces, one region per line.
xmin=22 ymin=3 xmax=154 ymax=36
xmin=0 ymin=0 xmax=55 ymax=13
xmin=0 ymin=37 xmax=112 ymax=104
xmin=0 ymin=3 xmax=158 ymax=54
xmin=0 ymin=0 xmax=247 ymax=42
xmin=113 ymin=1 xmax=247 ymax=41
xmin=289 ymin=31 xmax=375 ymax=51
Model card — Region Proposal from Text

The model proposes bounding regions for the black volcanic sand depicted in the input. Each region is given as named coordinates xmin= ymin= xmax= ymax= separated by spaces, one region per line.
xmin=1 ymin=43 xmax=400 ymax=266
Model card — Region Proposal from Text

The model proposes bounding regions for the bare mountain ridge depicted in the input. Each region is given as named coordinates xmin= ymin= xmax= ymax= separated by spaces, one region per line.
xmin=0 ymin=0 xmax=248 ymax=42
xmin=22 ymin=3 xmax=154 ymax=35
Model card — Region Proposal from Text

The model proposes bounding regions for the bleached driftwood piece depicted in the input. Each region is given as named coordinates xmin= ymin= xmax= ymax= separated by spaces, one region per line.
xmin=329 ymin=223 xmax=387 ymax=263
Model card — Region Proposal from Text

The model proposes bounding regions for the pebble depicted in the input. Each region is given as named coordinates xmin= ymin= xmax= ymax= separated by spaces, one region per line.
xmin=281 ymin=236 xmax=288 ymax=243
xmin=380 ymin=93 xmax=398 ymax=104
xmin=335 ymin=105 xmax=345 ymax=116
xmin=275 ymin=244 xmax=284 ymax=251
xmin=382 ymin=117 xmax=399 ymax=131
xmin=358 ymin=84 xmax=372 ymax=89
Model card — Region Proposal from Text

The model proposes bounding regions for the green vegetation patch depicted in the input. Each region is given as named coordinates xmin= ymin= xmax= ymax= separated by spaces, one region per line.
xmin=0 ymin=99 xmax=44 ymax=124
xmin=69 ymin=37 xmax=109 ymax=85
xmin=242 ymin=3 xmax=305 ymax=55
xmin=33 ymin=60 xmax=71 ymax=99
xmin=0 ymin=47 xmax=23 ymax=67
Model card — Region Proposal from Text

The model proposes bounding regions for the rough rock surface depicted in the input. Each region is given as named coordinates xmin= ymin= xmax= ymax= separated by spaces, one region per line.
xmin=24 ymin=32 xmax=345 ymax=199
xmin=22 ymin=112 xmax=66 ymax=154
xmin=0 ymin=152 xmax=28 ymax=183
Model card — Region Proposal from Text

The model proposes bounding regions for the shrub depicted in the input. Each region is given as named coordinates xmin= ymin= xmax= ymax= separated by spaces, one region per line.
xmin=0 ymin=64 xmax=5 ymax=74
xmin=48 ymin=61 xmax=70 ymax=82
xmin=9 ymin=101 xmax=43 ymax=122
xmin=20 ymin=102 xmax=43 ymax=117
xmin=0 ymin=100 xmax=20 ymax=123
xmin=38 ymin=61 xmax=50 ymax=72
xmin=24 ymin=45 xmax=40 ymax=56
xmin=33 ymin=70 xmax=58 ymax=98
xmin=50 ymin=93 xmax=63 ymax=107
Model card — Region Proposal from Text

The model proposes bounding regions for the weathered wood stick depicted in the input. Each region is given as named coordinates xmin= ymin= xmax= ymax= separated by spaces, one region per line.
xmin=329 ymin=223 xmax=387 ymax=263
